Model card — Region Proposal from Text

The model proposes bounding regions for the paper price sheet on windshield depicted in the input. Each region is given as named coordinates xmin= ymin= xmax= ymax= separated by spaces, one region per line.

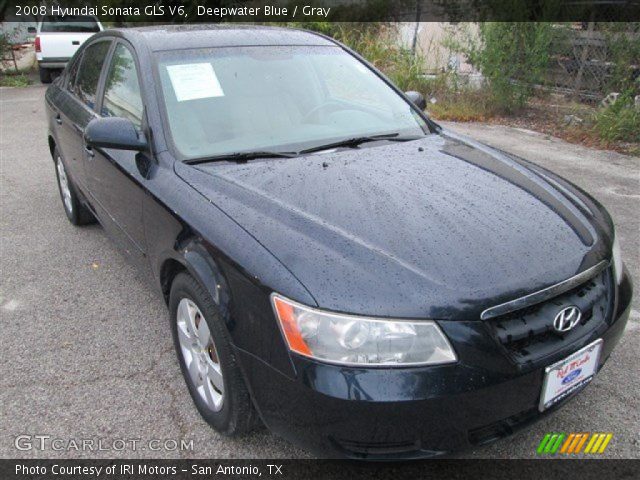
xmin=167 ymin=63 xmax=224 ymax=102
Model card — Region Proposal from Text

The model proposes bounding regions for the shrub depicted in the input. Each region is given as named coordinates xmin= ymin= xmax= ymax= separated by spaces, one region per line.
xmin=600 ymin=23 xmax=640 ymax=94
xmin=594 ymin=92 xmax=640 ymax=143
xmin=448 ymin=22 xmax=553 ymax=113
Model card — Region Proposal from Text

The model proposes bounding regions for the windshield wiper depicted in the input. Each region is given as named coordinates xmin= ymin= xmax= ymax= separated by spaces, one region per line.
xmin=184 ymin=150 xmax=297 ymax=165
xmin=184 ymin=133 xmax=424 ymax=165
xmin=299 ymin=133 xmax=422 ymax=154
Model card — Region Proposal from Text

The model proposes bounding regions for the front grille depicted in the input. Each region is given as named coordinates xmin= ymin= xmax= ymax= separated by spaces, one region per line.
xmin=487 ymin=267 xmax=613 ymax=366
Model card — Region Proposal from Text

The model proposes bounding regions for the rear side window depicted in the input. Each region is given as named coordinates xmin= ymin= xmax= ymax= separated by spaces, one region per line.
xmin=101 ymin=44 xmax=143 ymax=127
xmin=66 ymin=53 xmax=83 ymax=92
xmin=40 ymin=16 xmax=100 ymax=33
xmin=74 ymin=41 xmax=111 ymax=109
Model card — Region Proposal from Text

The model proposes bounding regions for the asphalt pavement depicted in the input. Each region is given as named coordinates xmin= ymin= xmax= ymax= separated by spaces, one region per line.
xmin=1 ymin=85 xmax=638 ymax=460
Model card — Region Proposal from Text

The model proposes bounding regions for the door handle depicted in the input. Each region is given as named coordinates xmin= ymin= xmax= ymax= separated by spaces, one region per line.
xmin=55 ymin=113 xmax=62 ymax=125
xmin=85 ymin=144 xmax=95 ymax=157
xmin=72 ymin=40 xmax=80 ymax=45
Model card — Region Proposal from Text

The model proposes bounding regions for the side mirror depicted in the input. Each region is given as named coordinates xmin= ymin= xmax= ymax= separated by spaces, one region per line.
xmin=84 ymin=117 xmax=147 ymax=151
xmin=27 ymin=26 xmax=37 ymax=34
xmin=405 ymin=91 xmax=427 ymax=111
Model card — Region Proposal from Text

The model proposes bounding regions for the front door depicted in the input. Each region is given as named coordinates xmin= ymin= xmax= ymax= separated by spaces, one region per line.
xmin=85 ymin=41 xmax=148 ymax=265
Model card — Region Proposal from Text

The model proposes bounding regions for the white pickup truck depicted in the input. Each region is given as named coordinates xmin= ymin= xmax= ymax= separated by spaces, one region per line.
xmin=30 ymin=15 xmax=103 ymax=84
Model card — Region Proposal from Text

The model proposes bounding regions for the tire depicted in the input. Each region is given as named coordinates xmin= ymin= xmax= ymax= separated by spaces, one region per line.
xmin=53 ymin=148 xmax=95 ymax=226
xmin=39 ymin=67 xmax=52 ymax=84
xmin=169 ymin=272 xmax=259 ymax=435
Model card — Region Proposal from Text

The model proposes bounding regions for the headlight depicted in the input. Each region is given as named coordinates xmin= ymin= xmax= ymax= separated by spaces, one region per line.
xmin=271 ymin=294 xmax=457 ymax=366
xmin=612 ymin=234 xmax=624 ymax=284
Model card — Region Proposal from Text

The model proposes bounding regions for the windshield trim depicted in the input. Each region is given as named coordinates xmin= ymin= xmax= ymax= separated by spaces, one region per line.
xmin=150 ymin=43 xmax=439 ymax=164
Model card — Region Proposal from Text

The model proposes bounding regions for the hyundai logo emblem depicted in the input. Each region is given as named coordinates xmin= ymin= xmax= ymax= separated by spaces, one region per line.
xmin=553 ymin=306 xmax=582 ymax=333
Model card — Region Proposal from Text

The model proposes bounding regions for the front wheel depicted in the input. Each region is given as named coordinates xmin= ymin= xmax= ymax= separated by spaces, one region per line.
xmin=169 ymin=272 xmax=259 ymax=435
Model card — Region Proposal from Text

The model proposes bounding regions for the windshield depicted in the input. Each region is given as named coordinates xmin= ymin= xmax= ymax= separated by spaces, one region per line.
xmin=41 ymin=16 xmax=100 ymax=33
xmin=156 ymin=46 xmax=428 ymax=160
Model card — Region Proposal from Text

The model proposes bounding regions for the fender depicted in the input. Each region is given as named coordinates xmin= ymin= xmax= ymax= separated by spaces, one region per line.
xmin=158 ymin=237 xmax=232 ymax=328
xmin=181 ymin=239 xmax=233 ymax=325
xmin=157 ymin=232 xmax=300 ymax=379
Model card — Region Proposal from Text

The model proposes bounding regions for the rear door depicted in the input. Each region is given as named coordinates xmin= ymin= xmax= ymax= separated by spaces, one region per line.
xmin=58 ymin=37 xmax=113 ymax=189
xmin=38 ymin=16 xmax=101 ymax=59
xmin=55 ymin=39 xmax=112 ymax=191
xmin=50 ymin=52 xmax=83 ymax=185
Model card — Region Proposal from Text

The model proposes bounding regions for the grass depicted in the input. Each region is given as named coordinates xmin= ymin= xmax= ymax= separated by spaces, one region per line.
xmin=427 ymin=89 xmax=500 ymax=122
xmin=593 ymin=93 xmax=640 ymax=144
xmin=0 ymin=73 xmax=31 ymax=87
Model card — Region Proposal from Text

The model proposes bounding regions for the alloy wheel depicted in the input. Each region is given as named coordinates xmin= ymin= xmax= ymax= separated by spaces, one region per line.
xmin=176 ymin=298 xmax=225 ymax=412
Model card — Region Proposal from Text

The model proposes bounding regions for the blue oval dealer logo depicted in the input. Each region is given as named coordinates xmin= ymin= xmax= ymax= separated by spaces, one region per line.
xmin=562 ymin=369 xmax=582 ymax=385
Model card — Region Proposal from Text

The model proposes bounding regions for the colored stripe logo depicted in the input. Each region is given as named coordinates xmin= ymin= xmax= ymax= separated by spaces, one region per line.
xmin=537 ymin=433 xmax=612 ymax=454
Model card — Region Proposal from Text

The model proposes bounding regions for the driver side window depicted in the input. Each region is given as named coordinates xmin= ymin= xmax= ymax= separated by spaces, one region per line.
xmin=101 ymin=44 xmax=143 ymax=127
xmin=74 ymin=40 xmax=111 ymax=109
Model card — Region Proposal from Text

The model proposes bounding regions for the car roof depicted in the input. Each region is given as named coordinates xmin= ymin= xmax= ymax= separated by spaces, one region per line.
xmin=111 ymin=24 xmax=337 ymax=51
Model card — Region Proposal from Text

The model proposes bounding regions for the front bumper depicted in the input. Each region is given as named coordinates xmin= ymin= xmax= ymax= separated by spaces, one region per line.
xmin=235 ymin=270 xmax=632 ymax=459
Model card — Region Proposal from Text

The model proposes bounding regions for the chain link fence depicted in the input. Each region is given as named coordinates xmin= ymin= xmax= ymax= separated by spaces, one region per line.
xmin=543 ymin=23 xmax=640 ymax=101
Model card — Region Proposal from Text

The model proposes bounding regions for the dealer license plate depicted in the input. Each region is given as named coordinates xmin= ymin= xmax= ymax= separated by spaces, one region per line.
xmin=539 ymin=339 xmax=603 ymax=412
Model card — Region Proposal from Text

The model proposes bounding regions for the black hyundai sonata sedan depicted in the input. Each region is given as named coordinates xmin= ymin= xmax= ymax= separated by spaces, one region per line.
xmin=45 ymin=25 xmax=632 ymax=459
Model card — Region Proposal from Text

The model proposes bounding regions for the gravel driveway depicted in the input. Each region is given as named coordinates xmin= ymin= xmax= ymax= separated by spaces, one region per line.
xmin=1 ymin=85 xmax=638 ymax=460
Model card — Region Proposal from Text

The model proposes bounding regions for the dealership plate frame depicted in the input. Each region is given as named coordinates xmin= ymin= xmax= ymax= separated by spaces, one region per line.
xmin=539 ymin=338 xmax=603 ymax=412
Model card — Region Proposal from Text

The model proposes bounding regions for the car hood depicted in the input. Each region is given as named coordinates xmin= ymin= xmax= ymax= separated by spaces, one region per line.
xmin=175 ymin=132 xmax=610 ymax=320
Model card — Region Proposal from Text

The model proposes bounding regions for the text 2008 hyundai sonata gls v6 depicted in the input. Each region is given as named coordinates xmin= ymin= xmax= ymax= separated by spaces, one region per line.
xmin=45 ymin=25 xmax=632 ymax=459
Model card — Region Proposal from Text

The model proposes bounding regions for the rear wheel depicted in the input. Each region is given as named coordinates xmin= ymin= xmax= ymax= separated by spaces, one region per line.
xmin=169 ymin=272 xmax=259 ymax=435
xmin=39 ymin=66 xmax=52 ymax=84
xmin=54 ymin=149 xmax=95 ymax=225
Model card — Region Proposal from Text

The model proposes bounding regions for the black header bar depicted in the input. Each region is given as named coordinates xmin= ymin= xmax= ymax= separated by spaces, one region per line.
xmin=2 ymin=1 xmax=640 ymax=23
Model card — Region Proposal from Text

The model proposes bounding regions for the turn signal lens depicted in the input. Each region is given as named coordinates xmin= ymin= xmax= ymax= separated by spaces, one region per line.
xmin=270 ymin=294 xmax=457 ymax=366
xmin=272 ymin=296 xmax=312 ymax=356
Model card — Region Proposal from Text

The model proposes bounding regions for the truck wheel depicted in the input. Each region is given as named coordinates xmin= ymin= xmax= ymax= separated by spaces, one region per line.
xmin=39 ymin=67 xmax=52 ymax=84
